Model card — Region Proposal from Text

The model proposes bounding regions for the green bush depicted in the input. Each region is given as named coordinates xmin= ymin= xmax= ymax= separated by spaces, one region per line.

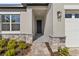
xmin=18 ymin=40 xmax=27 ymax=49
xmin=0 ymin=47 xmax=3 ymax=53
xmin=0 ymin=38 xmax=6 ymax=47
xmin=4 ymin=49 xmax=15 ymax=56
xmin=58 ymin=47 xmax=69 ymax=56
xmin=7 ymin=39 xmax=16 ymax=49
xmin=18 ymin=40 xmax=25 ymax=43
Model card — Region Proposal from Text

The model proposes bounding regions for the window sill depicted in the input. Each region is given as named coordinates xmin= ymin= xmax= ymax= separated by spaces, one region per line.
xmin=1 ymin=31 xmax=21 ymax=34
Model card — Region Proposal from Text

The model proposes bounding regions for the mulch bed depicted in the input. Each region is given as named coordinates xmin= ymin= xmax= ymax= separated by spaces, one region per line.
xmin=53 ymin=52 xmax=59 ymax=56
xmin=16 ymin=44 xmax=32 ymax=56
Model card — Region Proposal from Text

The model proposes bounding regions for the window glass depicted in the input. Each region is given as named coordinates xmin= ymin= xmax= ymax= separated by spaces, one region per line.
xmin=12 ymin=24 xmax=20 ymax=31
xmin=1 ymin=15 xmax=10 ymax=31
xmin=1 ymin=15 xmax=10 ymax=22
xmin=11 ymin=14 xmax=20 ymax=31
xmin=11 ymin=14 xmax=20 ymax=22
xmin=2 ymin=24 xmax=10 ymax=31
xmin=75 ymin=14 xmax=79 ymax=18
xmin=65 ymin=14 xmax=72 ymax=18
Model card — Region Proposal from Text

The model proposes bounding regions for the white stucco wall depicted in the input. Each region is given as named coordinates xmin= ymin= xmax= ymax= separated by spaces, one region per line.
xmin=44 ymin=3 xmax=65 ymax=37
xmin=32 ymin=11 xmax=36 ymax=36
xmin=20 ymin=7 xmax=32 ymax=34
xmin=52 ymin=3 xmax=65 ymax=37
xmin=44 ymin=4 xmax=53 ymax=36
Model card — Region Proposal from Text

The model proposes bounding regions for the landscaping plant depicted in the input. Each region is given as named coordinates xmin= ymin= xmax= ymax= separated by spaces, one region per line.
xmin=58 ymin=47 xmax=69 ymax=56
xmin=0 ymin=47 xmax=4 ymax=53
xmin=18 ymin=40 xmax=27 ymax=49
xmin=4 ymin=49 xmax=15 ymax=56
xmin=0 ymin=38 xmax=6 ymax=47
xmin=0 ymin=38 xmax=31 ymax=56
xmin=7 ymin=39 xmax=17 ymax=49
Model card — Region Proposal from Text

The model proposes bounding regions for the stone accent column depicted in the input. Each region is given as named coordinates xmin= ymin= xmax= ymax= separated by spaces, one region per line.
xmin=25 ymin=34 xmax=33 ymax=44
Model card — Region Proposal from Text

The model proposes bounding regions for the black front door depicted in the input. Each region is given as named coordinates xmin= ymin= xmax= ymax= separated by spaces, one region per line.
xmin=37 ymin=20 xmax=42 ymax=33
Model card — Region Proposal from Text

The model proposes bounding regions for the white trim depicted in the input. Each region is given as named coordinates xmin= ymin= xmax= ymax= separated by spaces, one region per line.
xmin=64 ymin=5 xmax=79 ymax=9
xmin=0 ymin=12 xmax=20 ymax=14
xmin=10 ymin=15 xmax=11 ymax=31
xmin=1 ymin=31 xmax=21 ymax=34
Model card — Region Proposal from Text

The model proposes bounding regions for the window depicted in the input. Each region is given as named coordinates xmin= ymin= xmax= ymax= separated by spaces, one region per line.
xmin=12 ymin=24 xmax=20 ymax=31
xmin=2 ymin=24 xmax=10 ymax=31
xmin=2 ymin=15 xmax=10 ymax=22
xmin=1 ymin=15 xmax=10 ymax=31
xmin=75 ymin=14 xmax=79 ymax=18
xmin=11 ymin=14 xmax=20 ymax=31
xmin=11 ymin=14 xmax=20 ymax=22
xmin=1 ymin=14 xmax=20 ymax=31
xmin=65 ymin=14 xmax=72 ymax=18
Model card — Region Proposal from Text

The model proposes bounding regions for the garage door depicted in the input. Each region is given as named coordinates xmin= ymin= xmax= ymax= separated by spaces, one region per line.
xmin=65 ymin=13 xmax=79 ymax=47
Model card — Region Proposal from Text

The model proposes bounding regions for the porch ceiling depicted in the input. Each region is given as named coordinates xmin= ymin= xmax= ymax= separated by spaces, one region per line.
xmin=32 ymin=5 xmax=48 ymax=17
xmin=33 ymin=9 xmax=48 ymax=17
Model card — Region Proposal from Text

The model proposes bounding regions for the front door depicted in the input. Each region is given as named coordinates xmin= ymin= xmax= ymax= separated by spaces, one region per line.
xmin=37 ymin=20 xmax=42 ymax=33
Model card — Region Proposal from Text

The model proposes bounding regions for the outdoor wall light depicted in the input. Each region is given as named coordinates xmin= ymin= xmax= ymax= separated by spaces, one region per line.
xmin=57 ymin=11 xmax=62 ymax=22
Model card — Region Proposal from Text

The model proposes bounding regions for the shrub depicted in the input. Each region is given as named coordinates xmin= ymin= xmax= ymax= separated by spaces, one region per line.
xmin=58 ymin=47 xmax=69 ymax=56
xmin=18 ymin=40 xmax=25 ymax=43
xmin=0 ymin=38 xmax=6 ymax=47
xmin=4 ymin=49 xmax=15 ymax=56
xmin=0 ymin=47 xmax=3 ymax=53
xmin=18 ymin=40 xmax=27 ymax=49
xmin=7 ymin=39 xmax=16 ymax=49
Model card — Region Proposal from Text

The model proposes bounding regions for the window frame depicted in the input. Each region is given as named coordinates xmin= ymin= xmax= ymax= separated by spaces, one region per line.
xmin=0 ymin=12 xmax=20 ymax=34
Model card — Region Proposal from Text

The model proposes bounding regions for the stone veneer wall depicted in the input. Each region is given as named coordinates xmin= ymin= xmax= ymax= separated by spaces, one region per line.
xmin=48 ymin=37 xmax=65 ymax=52
xmin=0 ymin=34 xmax=33 ymax=44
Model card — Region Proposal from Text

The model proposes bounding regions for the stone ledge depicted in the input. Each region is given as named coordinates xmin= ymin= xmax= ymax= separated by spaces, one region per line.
xmin=0 ymin=34 xmax=33 ymax=44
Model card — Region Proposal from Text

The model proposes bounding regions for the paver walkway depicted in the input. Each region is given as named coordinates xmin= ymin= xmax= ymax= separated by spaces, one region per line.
xmin=69 ymin=48 xmax=79 ymax=56
xmin=27 ymin=35 xmax=65 ymax=56
xmin=27 ymin=42 xmax=51 ymax=56
xmin=27 ymin=40 xmax=79 ymax=56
